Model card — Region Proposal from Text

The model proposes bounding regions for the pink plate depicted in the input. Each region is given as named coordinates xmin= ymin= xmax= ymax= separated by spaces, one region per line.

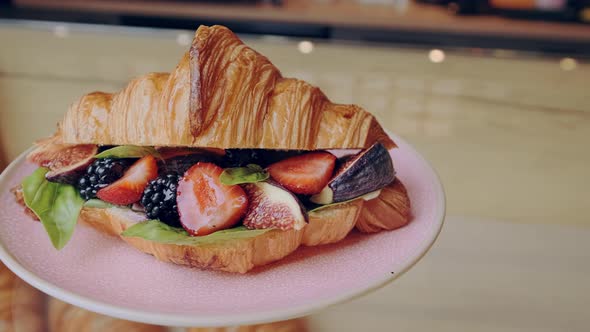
xmin=0 ymin=133 xmax=445 ymax=327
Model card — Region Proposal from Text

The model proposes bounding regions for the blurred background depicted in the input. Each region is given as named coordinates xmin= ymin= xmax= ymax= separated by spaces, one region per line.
xmin=1 ymin=0 xmax=590 ymax=54
xmin=0 ymin=0 xmax=589 ymax=331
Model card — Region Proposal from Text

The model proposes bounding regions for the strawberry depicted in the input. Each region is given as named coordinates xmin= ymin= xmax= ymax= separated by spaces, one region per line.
xmin=97 ymin=155 xmax=158 ymax=205
xmin=177 ymin=162 xmax=248 ymax=236
xmin=267 ymin=151 xmax=336 ymax=195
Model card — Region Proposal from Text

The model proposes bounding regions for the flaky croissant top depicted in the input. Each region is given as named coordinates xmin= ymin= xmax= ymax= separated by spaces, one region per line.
xmin=61 ymin=25 xmax=395 ymax=150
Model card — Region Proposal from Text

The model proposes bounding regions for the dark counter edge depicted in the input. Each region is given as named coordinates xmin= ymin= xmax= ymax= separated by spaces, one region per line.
xmin=1 ymin=5 xmax=589 ymax=56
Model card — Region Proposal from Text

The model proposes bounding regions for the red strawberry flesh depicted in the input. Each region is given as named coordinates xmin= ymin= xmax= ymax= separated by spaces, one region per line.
xmin=96 ymin=155 xmax=158 ymax=205
xmin=267 ymin=151 xmax=336 ymax=195
xmin=177 ymin=162 xmax=248 ymax=236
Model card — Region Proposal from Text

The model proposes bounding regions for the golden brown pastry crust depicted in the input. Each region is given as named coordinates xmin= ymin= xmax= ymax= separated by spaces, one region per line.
xmin=356 ymin=180 xmax=411 ymax=233
xmin=79 ymin=199 xmax=364 ymax=274
xmin=60 ymin=25 xmax=395 ymax=150
xmin=12 ymin=179 xmax=410 ymax=273
xmin=302 ymin=199 xmax=364 ymax=246
xmin=89 ymin=181 xmax=409 ymax=274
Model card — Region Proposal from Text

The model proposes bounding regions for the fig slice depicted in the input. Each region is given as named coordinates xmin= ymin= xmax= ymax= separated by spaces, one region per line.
xmin=27 ymin=133 xmax=98 ymax=184
xmin=43 ymin=145 xmax=98 ymax=185
xmin=242 ymin=181 xmax=307 ymax=231
xmin=311 ymin=142 xmax=395 ymax=205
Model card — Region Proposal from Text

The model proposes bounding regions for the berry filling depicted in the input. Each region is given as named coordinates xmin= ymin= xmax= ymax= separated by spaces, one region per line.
xmin=62 ymin=145 xmax=395 ymax=236
xmin=77 ymin=158 xmax=134 ymax=200
xmin=141 ymin=174 xmax=182 ymax=227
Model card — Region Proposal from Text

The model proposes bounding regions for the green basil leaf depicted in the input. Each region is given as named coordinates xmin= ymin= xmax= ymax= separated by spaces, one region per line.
xmin=84 ymin=199 xmax=115 ymax=209
xmin=308 ymin=189 xmax=382 ymax=213
xmin=121 ymin=220 xmax=271 ymax=245
xmin=219 ymin=164 xmax=269 ymax=185
xmin=95 ymin=146 xmax=161 ymax=159
xmin=21 ymin=168 xmax=84 ymax=250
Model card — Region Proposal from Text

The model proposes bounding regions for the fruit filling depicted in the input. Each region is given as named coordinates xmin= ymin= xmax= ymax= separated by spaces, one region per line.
xmin=177 ymin=163 xmax=248 ymax=236
xmin=141 ymin=174 xmax=182 ymax=227
xmin=27 ymin=143 xmax=395 ymax=237
xmin=267 ymin=151 xmax=336 ymax=195
xmin=97 ymin=155 xmax=158 ymax=206
xmin=77 ymin=158 xmax=134 ymax=200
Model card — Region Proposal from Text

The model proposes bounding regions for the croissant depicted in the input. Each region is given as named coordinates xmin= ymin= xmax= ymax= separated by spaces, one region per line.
xmin=14 ymin=24 xmax=412 ymax=274
xmin=60 ymin=25 xmax=394 ymax=150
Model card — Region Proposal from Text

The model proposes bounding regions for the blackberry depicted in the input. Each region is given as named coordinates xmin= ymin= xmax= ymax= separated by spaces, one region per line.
xmin=141 ymin=174 xmax=181 ymax=227
xmin=77 ymin=158 xmax=132 ymax=200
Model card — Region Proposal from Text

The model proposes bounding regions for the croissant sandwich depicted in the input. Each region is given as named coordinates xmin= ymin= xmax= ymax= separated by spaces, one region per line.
xmin=12 ymin=25 xmax=411 ymax=273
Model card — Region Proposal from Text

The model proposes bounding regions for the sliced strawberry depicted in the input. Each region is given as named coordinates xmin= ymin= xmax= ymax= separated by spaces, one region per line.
xmin=267 ymin=151 xmax=336 ymax=195
xmin=97 ymin=155 xmax=158 ymax=205
xmin=177 ymin=162 xmax=248 ymax=236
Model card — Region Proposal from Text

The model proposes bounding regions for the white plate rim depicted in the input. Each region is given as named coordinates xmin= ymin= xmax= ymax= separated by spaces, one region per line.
xmin=0 ymin=132 xmax=445 ymax=327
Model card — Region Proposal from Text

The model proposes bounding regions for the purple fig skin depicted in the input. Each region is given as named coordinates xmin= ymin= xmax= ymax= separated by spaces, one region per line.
xmin=315 ymin=142 xmax=395 ymax=204
xmin=46 ymin=165 xmax=91 ymax=185
xmin=45 ymin=145 xmax=99 ymax=185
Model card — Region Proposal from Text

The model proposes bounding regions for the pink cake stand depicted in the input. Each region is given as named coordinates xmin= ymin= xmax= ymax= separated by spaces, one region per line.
xmin=0 ymin=132 xmax=445 ymax=327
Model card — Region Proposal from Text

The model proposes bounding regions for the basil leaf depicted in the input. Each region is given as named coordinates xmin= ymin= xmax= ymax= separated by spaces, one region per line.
xmin=309 ymin=189 xmax=382 ymax=213
xmin=95 ymin=146 xmax=161 ymax=159
xmin=219 ymin=164 xmax=269 ymax=185
xmin=22 ymin=168 xmax=84 ymax=250
xmin=84 ymin=199 xmax=115 ymax=209
xmin=121 ymin=220 xmax=271 ymax=245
